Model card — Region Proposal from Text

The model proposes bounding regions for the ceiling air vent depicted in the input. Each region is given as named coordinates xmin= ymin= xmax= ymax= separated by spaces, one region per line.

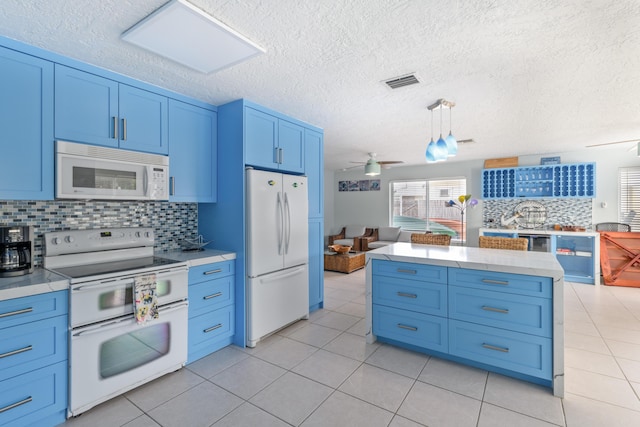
xmin=383 ymin=73 xmax=420 ymax=89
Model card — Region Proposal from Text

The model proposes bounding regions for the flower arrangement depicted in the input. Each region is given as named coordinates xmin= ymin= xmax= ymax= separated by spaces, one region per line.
xmin=445 ymin=195 xmax=478 ymax=244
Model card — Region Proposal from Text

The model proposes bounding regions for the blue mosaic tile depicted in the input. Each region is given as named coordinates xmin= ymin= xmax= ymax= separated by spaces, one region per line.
xmin=483 ymin=199 xmax=592 ymax=229
xmin=0 ymin=201 xmax=198 ymax=267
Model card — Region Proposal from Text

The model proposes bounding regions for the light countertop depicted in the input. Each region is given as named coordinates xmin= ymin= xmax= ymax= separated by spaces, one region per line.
xmin=0 ymin=268 xmax=69 ymax=302
xmin=0 ymin=249 xmax=237 ymax=302
xmin=479 ymin=227 xmax=599 ymax=237
xmin=156 ymin=248 xmax=236 ymax=267
xmin=366 ymin=242 xmax=564 ymax=280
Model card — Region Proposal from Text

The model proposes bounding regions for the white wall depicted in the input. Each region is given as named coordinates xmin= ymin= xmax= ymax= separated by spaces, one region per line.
xmin=325 ymin=146 xmax=639 ymax=246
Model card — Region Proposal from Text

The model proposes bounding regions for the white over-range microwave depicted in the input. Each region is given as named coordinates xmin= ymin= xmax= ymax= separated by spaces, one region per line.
xmin=56 ymin=141 xmax=169 ymax=200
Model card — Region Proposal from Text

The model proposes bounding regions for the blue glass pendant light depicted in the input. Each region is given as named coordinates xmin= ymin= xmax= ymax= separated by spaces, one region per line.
xmin=426 ymin=98 xmax=456 ymax=162
xmin=445 ymin=104 xmax=458 ymax=156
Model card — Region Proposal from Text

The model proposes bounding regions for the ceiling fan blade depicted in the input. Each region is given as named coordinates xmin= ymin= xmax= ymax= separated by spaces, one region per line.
xmin=586 ymin=139 xmax=640 ymax=148
xmin=377 ymin=161 xmax=404 ymax=165
xmin=348 ymin=161 xmax=367 ymax=164
xmin=341 ymin=164 xmax=364 ymax=171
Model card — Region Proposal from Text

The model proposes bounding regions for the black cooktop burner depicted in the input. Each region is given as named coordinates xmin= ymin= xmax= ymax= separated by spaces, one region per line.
xmin=52 ymin=256 xmax=180 ymax=279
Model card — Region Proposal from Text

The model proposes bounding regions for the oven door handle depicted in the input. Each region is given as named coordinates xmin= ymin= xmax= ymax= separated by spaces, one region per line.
xmin=73 ymin=278 xmax=134 ymax=292
xmin=72 ymin=301 xmax=188 ymax=337
xmin=72 ymin=317 xmax=130 ymax=336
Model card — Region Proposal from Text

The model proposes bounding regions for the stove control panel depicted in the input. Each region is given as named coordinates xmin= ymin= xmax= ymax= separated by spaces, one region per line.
xmin=44 ymin=227 xmax=155 ymax=256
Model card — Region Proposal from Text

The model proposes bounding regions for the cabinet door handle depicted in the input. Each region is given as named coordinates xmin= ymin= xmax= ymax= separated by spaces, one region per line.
xmin=397 ymin=323 xmax=418 ymax=331
xmin=0 ymin=345 xmax=33 ymax=359
xmin=482 ymin=343 xmax=509 ymax=353
xmin=112 ymin=116 xmax=118 ymax=139
xmin=0 ymin=307 xmax=33 ymax=319
xmin=274 ymin=147 xmax=279 ymax=164
xmin=397 ymin=292 xmax=418 ymax=299
xmin=203 ymin=292 xmax=222 ymax=300
xmin=481 ymin=306 xmax=509 ymax=314
xmin=169 ymin=176 xmax=175 ymax=196
xmin=396 ymin=269 xmax=417 ymax=275
xmin=204 ymin=323 xmax=223 ymax=333
xmin=279 ymin=147 xmax=284 ymax=164
xmin=0 ymin=396 xmax=33 ymax=414
xmin=481 ymin=279 xmax=509 ymax=286
xmin=203 ymin=269 xmax=223 ymax=275
xmin=121 ymin=118 xmax=127 ymax=141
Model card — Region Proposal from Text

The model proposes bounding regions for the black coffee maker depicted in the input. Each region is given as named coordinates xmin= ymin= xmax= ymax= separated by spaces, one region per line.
xmin=0 ymin=225 xmax=34 ymax=277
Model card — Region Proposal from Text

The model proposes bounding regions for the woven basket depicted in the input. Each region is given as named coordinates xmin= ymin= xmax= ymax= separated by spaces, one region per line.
xmin=479 ymin=236 xmax=528 ymax=251
xmin=411 ymin=233 xmax=452 ymax=246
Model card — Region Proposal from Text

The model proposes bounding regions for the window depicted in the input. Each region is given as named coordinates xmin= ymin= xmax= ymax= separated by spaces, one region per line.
xmin=618 ymin=167 xmax=640 ymax=231
xmin=391 ymin=178 xmax=467 ymax=242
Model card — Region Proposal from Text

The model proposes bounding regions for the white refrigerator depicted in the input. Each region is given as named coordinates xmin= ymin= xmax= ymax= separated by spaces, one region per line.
xmin=246 ymin=168 xmax=309 ymax=347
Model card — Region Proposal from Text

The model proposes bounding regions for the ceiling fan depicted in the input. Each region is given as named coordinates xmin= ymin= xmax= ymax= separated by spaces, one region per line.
xmin=586 ymin=138 xmax=640 ymax=152
xmin=343 ymin=152 xmax=404 ymax=175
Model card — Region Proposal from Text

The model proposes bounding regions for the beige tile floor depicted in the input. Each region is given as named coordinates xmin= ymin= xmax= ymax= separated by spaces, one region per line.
xmin=62 ymin=269 xmax=640 ymax=427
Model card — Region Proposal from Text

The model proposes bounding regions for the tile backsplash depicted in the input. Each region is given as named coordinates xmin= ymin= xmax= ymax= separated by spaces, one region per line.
xmin=482 ymin=199 xmax=592 ymax=229
xmin=0 ymin=200 xmax=198 ymax=267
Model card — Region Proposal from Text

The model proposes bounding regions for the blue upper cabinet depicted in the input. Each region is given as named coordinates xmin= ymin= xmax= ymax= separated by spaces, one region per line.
xmin=55 ymin=64 xmax=168 ymax=155
xmin=482 ymin=163 xmax=596 ymax=200
xmin=168 ymin=100 xmax=217 ymax=203
xmin=245 ymin=106 xmax=304 ymax=173
xmin=278 ymin=120 xmax=304 ymax=173
xmin=245 ymin=107 xmax=278 ymax=168
xmin=305 ymin=129 xmax=324 ymax=219
xmin=0 ymin=47 xmax=54 ymax=200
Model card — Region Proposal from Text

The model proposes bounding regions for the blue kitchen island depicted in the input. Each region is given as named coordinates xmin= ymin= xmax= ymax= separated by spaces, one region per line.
xmin=365 ymin=243 xmax=564 ymax=397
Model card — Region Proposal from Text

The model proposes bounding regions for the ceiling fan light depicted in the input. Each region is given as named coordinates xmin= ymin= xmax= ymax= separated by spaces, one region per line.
xmin=365 ymin=160 xmax=381 ymax=176
xmin=445 ymin=132 xmax=458 ymax=157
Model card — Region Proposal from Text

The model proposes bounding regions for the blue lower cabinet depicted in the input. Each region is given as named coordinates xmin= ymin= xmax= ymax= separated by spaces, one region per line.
xmin=448 ymin=286 xmax=552 ymax=338
xmin=187 ymin=261 xmax=236 ymax=364
xmin=372 ymin=304 xmax=448 ymax=353
xmin=187 ymin=305 xmax=234 ymax=364
xmin=0 ymin=360 xmax=67 ymax=427
xmin=449 ymin=320 xmax=552 ymax=380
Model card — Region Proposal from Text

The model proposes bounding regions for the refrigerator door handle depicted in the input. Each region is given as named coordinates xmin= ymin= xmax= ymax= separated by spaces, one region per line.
xmin=277 ymin=191 xmax=284 ymax=255
xmin=284 ymin=192 xmax=291 ymax=254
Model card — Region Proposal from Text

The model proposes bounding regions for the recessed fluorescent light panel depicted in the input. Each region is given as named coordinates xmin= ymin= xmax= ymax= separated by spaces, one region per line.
xmin=122 ymin=0 xmax=265 ymax=73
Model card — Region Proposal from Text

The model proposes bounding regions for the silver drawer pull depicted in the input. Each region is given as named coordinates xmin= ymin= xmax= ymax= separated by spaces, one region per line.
xmin=204 ymin=324 xmax=223 ymax=333
xmin=0 ymin=307 xmax=33 ymax=319
xmin=396 ymin=269 xmax=417 ymax=274
xmin=397 ymin=323 xmax=418 ymax=331
xmin=397 ymin=292 xmax=418 ymax=299
xmin=482 ymin=343 xmax=509 ymax=353
xmin=481 ymin=306 xmax=509 ymax=314
xmin=0 ymin=396 xmax=32 ymax=414
xmin=203 ymin=269 xmax=223 ymax=275
xmin=481 ymin=279 xmax=509 ymax=286
xmin=0 ymin=345 xmax=33 ymax=359
xmin=203 ymin=292 xmax=223 ymax=300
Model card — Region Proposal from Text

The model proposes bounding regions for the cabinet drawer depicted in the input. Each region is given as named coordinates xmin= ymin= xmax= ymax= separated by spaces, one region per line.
xmin=449 ymin=286 xmax=551 ymax=337
xmin=449 ymin=320 xmax=552 ymax=380
xmin=188 ymin=305 xmax=234 ymax=351
xmin=0 ymin=291 xmax=67 ymax=330
xmin=372 ymin=275 xmax=447 ymax=316
xmin=189 ymin=261 xmax=235 ymax=284
xmin=372 ymin=260 xmax=447 ymax=284
xmin=372 ymin=304 xmax=447 ymax=353
xmin=448 ymin=268 xmax=552 ymax=298
xmin=0 ymin=361 xmax=67 ymax=427
xmin=0 ymin=315 xmax=67 ymax=381
xmin=188 ymin=276 xmax=234 ymax=318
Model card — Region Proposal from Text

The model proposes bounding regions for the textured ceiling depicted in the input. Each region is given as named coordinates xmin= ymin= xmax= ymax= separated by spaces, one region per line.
xmin=2 ymin=0 xmax=639 ymax=171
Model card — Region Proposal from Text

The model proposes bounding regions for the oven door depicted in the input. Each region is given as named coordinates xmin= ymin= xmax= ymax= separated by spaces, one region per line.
xmin=69 ymin=301 xmax=188 ymax=416
xmin=70 ymin=266 xmax=188 ymax=328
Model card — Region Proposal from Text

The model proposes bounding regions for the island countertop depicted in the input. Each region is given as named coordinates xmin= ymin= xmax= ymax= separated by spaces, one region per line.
xmin=365 ymin=242 xmax=564 ymax=280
